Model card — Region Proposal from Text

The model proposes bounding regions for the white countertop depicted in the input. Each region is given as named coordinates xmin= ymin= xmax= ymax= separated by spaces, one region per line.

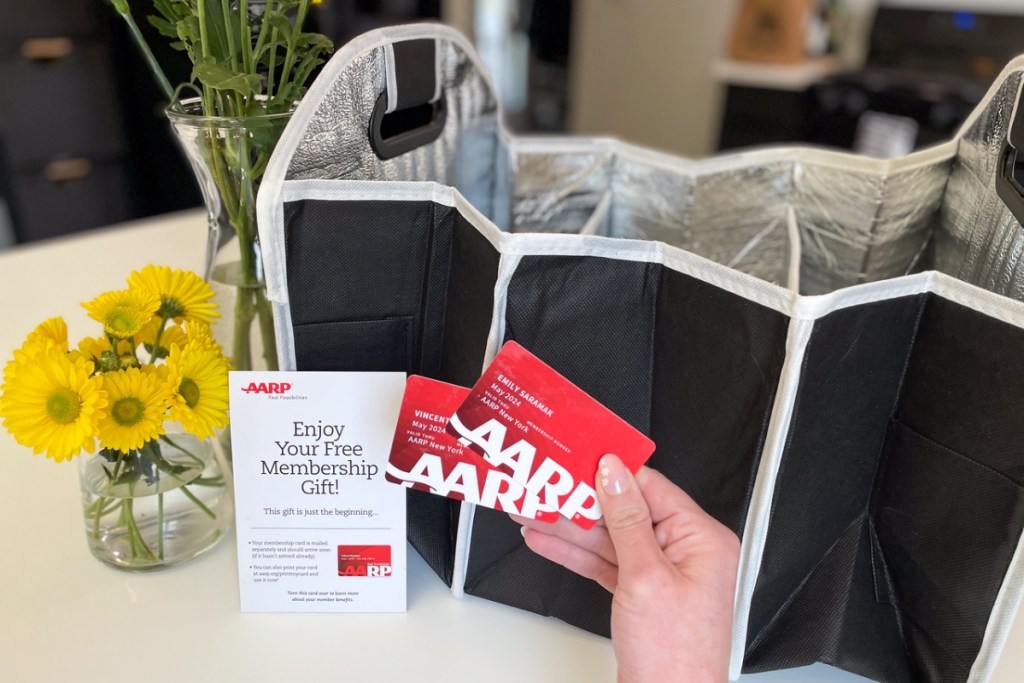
xmin=1 ymin=212 xmax=1021 ymax=682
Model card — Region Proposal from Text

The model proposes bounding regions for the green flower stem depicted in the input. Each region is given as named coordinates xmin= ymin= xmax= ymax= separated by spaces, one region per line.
xmin=234 ymin=286 xmax=255 ymax=372
xmin=180 ymin=485 xmax=217 ymax=520
xmin=221 ymin=0 xmax=240 ymax=73
xmin=253 ymin=0 xmax=275 ymax=68
xmin=114 ymin=6 xmax=175 ymax=102
xmin=266 ymin=24 xmax=279 ymax=97
xmin=160 ymin=434 xmax=206 ymax=469
xmin=124 ymin=498 xmax=156 ymax=561
xmin=157 ymin=491 xmax=165 ymax=561
xmin=112 ymin=450 xmax=126 ymax=480
xmin=91 ymin=496 xmax=108 ymax=539
xmin=240 ymin=0 xmax=253 ymax=76
xmin=255 ymin=285 xmax=278 ymax=370
xmin=156 ymin=463 xmax=164 ymax=560
xmin=118 ymin=501 xmax=133 ymax=557
xmin=197 ymin=0 xmax=216 ymax=119
xmin=280 ymin=0 xmax=313 ymax=92
xmin=149 ymin=316 xmax=169 ymax=364
xmin=219 ymin=0 xmax=246 ymax=116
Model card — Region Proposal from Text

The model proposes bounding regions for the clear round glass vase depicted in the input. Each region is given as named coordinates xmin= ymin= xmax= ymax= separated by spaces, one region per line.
xmin=167 ymin=99 xmax=293 ymax=374
xmin=78 ymin=432 xmax=232 ymax=571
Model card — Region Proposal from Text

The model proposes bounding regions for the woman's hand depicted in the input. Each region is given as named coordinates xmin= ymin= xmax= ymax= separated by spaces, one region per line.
xmin=514 ymin=455 xmax=739 ymax=683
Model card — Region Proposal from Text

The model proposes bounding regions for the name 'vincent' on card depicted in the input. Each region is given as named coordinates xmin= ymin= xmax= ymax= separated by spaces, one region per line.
xmin=229 ymin=371 xmax=407 ymax=613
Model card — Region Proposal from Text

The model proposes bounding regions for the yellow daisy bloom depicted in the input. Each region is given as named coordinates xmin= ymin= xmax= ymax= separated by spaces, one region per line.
xmin=0 ymin=348 xmax=106 ymax=462
xmin=138 ymin=319 xmax=188 ymax=359
xmin=97 ymin=367 xmax=170 ymax=453
xmin=166 ymin=341 xmax=229 ymax=440
xmin=183 ymin=320 xmax=224 ymax=355
xmin=3 ymin=317 xmax=70 ymax=384
xmin=75 ymin=336 xmax=141 ymax=373
xmin=25 ymin=317 xmax=69 ymax=352
xmin=127 ymin=265 xmax=219 ymax=324
xmin=78 ymin=335 xmax=135 ymax=360
xmin=82 ymin=289 xmax=160 ymax=339
xmin=141 ymin=362 xmax=171 ymax=385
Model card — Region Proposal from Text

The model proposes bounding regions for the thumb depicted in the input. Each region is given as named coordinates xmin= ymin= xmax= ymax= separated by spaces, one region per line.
xmin=596 ymin=454 xmax=662 ymax=576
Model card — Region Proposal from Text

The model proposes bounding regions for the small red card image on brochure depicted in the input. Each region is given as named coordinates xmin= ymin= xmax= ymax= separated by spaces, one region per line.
xmin=447 ymin=341 xmax=656 ymax=529
xmin=385 ymin=376 xmax=558 ymax=522
xmin=338 ymin=545 xmax=392 ymax=577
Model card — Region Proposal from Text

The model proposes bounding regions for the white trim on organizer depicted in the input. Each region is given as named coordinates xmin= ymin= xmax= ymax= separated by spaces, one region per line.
xmin=579 ymin=191 xmax=612 ymax=236
xmin=452 ymin=253 xmax=521 ymax=598
xmin=259 ymin=181 xmax=289 ymax=304
xmin=930 ymin=272 xmax=1024 ymax=331
xmin=384 ymin=43 xmax=398 ymax=113
xmin=483 ymin=253 xmax=522 ymax=365
xmin=451 ymin=502 xmax=477 ymax=599
xmin=282 ymin=178 xmax=457 ymax=206
xmin=493 ymin=233 xmax=797 ymax=315
xmin=507 ymin=134 xmax=958 ymax=180
xmin=970 ymin=531 xmax=1024 ymax=683
xmin=451 ymin=189 xmax=506 ymax=251
xmin=785 ymin=206 xmax=801 ymax=292
xmin=728 ymin=317 xmax=816 ymax=680
xmin=433 ymin=41 xmax=444 ymax=103
xmin=272 ymin=300 xmax=297 ymax=372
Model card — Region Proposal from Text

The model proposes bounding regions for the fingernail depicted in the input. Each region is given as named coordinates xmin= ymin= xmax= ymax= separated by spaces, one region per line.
xmin=519 ymin=526 xmax=527 ymax=538
xmin=599 ymin=454 xmax=628 ymax=495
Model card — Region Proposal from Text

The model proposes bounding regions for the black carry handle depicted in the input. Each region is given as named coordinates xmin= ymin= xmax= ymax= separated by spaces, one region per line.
xmin=996 ymin=83 xmax=1024 ymax=226
xmin=369 ymin=39 xmax=447 ymax=160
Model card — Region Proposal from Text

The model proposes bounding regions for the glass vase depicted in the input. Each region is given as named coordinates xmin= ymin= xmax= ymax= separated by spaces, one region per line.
xmin=78 ymin=432 xmax=232 ymax=571
xmin=167 ymin=99 xmax=293 ymax=373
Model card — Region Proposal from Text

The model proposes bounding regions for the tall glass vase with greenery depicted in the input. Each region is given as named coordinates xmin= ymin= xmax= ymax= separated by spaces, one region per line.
xmin=110 ymin=1 xmax=333 ymax=373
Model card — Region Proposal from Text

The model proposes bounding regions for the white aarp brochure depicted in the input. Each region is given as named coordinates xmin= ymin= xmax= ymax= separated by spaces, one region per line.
xmin=229 ymin=371 xmax=407 ymax=613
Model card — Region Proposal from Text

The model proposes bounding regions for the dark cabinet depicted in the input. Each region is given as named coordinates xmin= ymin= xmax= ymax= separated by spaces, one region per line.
xmin=0 ymin=0 xmax=132 ymax=243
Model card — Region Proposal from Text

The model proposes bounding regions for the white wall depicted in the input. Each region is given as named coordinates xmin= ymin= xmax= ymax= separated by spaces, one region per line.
xmin=568 ymin=0 xmax=739 ymax=158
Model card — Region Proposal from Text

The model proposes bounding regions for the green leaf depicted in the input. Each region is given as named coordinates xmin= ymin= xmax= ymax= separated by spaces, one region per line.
xmin=147 ymin=15 xmax=179 ymax=41
xmin=200 ymin=0 xmax=233 ymax=63
xmin=263 ymin=10 xmax=294 ymax=43
xmin=176 ymin=15 xmax=201 ymax=49
xmin=192 ymin=59 xmax=262 ymax=96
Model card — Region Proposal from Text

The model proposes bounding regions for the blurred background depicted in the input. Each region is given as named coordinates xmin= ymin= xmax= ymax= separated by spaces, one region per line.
xmin=2 ymin=0 xmax=1023 ymax=249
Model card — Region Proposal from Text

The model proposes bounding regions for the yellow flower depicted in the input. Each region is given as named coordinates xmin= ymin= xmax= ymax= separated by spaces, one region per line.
xmin=138 ymin=320 xmax=188 ymax=359
xmin=127 ymin=265 xmax=218 ymax=324
xmin=183 ymin=320 xmax=224 ymax=354
xmin=141 ymin=362 xmax=171 ymax=385
xmin=82 ymin=289 xmax=160 ymax=339
xmin=25 ymin=317 xmax=69 ymax=353
xmin=3 ymin=318 xmax=70 ymax=384
xmin=166 ymin=341 xmax=229 ymax=440
xmin=0 ymin=348 xmax=106 ymax=462
xmin=96 ymin=367 xmax=170 ymax=453
xmin=77 ymin=335 xmax=134 ymax=360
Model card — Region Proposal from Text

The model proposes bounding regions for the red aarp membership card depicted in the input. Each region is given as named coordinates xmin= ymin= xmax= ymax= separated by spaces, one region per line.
xmin=448 ymin=341 xmax=656 ymax=529
xmin=385 ymin=375 xmax=558 ymax=522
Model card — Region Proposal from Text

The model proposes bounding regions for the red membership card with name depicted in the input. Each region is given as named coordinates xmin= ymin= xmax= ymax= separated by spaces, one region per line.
xmin=448 ymin=341 xmax=656 ymax=529
xmin=385 ymin=375 xmax=558 ymax=522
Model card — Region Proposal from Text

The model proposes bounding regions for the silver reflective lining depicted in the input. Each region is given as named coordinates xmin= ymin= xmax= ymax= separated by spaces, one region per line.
xmin=284 ymin=35 xmax=1024 ymax=300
